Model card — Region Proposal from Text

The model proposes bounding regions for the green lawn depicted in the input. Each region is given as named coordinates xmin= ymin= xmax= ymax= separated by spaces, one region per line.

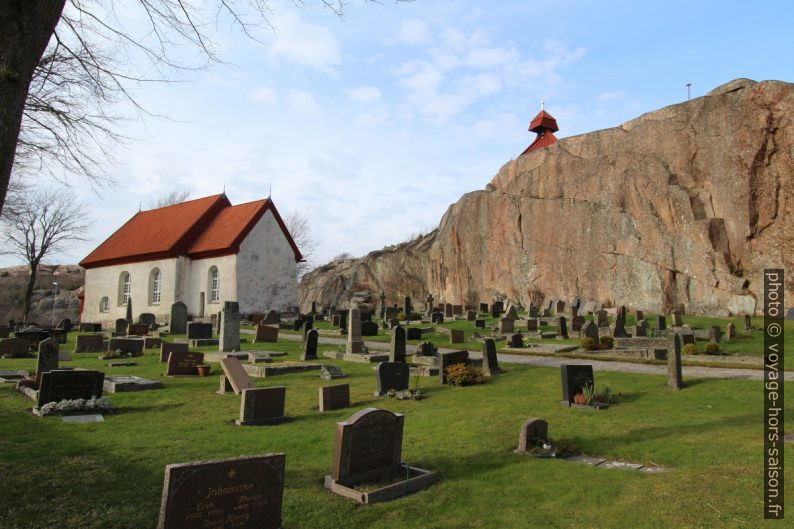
xmin=0 ymin=332 xmax=791 ymax=528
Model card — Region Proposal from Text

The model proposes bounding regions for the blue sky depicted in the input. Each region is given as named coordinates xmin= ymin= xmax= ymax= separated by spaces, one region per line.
xmin=6 ymin=0 xmax=794 ymax=268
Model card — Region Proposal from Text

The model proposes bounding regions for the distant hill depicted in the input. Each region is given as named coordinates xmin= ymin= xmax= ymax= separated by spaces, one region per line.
xmin=0 ymin=264 xmax=84 ymax=324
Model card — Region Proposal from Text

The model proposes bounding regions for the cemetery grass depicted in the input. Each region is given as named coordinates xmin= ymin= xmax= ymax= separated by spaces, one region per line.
xmin=1 ymin=333 xmax=792 ymax=528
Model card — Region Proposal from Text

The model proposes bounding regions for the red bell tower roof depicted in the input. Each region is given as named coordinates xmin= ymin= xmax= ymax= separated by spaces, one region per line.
xmin=521 ymin=102 xmax=559 ymax=156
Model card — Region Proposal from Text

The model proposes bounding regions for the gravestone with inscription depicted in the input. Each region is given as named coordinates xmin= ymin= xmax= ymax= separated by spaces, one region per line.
xmin=560 ymin=364 xmax=594 ymax=406
xmin=0 ymin=337 xmax=31 ymax=358
xmin=635 ymin=320 xmax=649 ymax=337
xmin=347 ymin=307 xmax=364 ymax=355
xmin=671 ymin=310 xmax=683 ymax=327
xmin=656 ymin=315 xmax=667 ymax=331
xmin=220 ymin=301 xmax=240 ymax=352
xmin=156 ymin=453 xmax=285 ymax=529
xmin=374 ymin=362 xmax=410 ymax=396
xmin=321 ymin=365 xmax=346 ymax=380
xmin=75 ymin=334 xmax=104 ymax=353
xmin=255 ymin=325 xmax=279 ymax=343
xmin=169 ymin=302 xmax=188 ymax=334
xmin=127 ymin=323 xmax=149 ymax=336
xmin=115 ymin=318 xmax=127 ymax=334
xmin=449 ymin=329 xmax=465 ymax=344
xmin=236 ymin=387 xmax=287 ymax=426
xmin=166 ymin=351 xmax=204 ymax=376
xmin=499 ymin=318 xmax=514 ymax=333
xmin=187 ymin=322 xmax=213 ymax=340
xmin=557 ymin=316 xmax=569 ymax=339
xmin=329 ymin=407 xmax=403 ymax=482
xmin=320 ymin=384 xmax=350 ymax=412
xmin=160 ymin=342 xmax=189 ymax=363
xmin=108 ymin=337 xmax=145 ymax=356
xmin=509 ymin=333 xmax=524 ymax=348
xmin=36 ymin=338 xmax=60 ymax=379
xmin=514 ymin=418 xmax=549 ymax=454
xmin=708 ymin=325 xmax=722 ymax=343
xmin=583 ymin=321 xmax=599 ymax=345
xmin=389 ymin=326 xmax=406 ymax=363
xmin=37 ymin=370 xmax=104 ymax=408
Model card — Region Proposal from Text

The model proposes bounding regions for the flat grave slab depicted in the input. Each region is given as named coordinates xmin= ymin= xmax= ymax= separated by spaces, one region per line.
xmin=0 ymin=370 xmax=29 ymax=384
xmin=598 ymin=460 xmax=645 ymax=471
xmin=103 ymin=375 xmax=163 ymax=393
xmin=107 ymin=361 xmax=137 ymax=367
xmin=565 ymin=456 xmax=607 ymax=466
xmin=203 ymin=351 xmax=248 ymax=363
xmin=322 ymin=351 xmax=389 ymax=363
xmin=242 ymin=363 xmax=321 ymax=378
xmin=62 ymin=414 xmax=104 ymax=424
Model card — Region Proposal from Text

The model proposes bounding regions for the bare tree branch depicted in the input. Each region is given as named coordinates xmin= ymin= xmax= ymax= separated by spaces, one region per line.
xmin=284 ymin=210 xmax=318 ymax=279
xmin=148 ymin=188 xmax=191 ymax=208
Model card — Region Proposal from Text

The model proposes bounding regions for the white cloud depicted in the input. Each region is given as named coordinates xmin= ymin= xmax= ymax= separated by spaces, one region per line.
xmin=397 ymin=19 xmax=431 ymax=45
xmin=269 ymin=10 xmax=341 ymax=73
xmin=287 ymin=90 xmax=319 ymax=113
xmin=345 ymin=86 xmax=382 ymax=103
xmin=249 ymin=85 xmax=276 ymax=103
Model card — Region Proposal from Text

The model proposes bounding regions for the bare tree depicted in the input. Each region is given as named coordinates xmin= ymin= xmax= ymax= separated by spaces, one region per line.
xmin=1 ymin=187 xmax=88 ymax=321
xmin=284 ymin=210 xmax=318 ymax=278
xmin=0 ymin=1 xmax=411 ymax=217
xmin=149 ymin=189 xmax=191 ymax=209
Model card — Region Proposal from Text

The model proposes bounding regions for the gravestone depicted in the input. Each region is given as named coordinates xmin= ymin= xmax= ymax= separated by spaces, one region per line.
xmin=515 ymin=418 xmax=549 ymax=453
xmin=115 ymin=318 xmax=127 ymax=334
xmin=0 ymin=337 xmax=31 ymax=358
xmin=493 ymin=301 xmax=504 ymax=313
xmin=329 ymin=408 xmax=404 ymax=481
xmin=301 ymin=320 xmax=313 ymax=346
xmin=332 ymin=314 xmax=340 ymax=327
xmin=490 ymin=305 xmax=501 ymax=318
xmin=346 ymin=307 xmax=364 ymax=355
xmin=635 ymin=310 xmax=644 ymax=322
xmin=556 ymin=300 xmax=565 ymax=314
xmin=479 ymin=303 xmax=489 ymax=313
xmin=444 ymin=303 xmax=453 ymax=317
xmin=219 ymin=301 xmax=240 ymax=352
xmin=452 ymin=304 xmax=463 ymax=315
xmin=439 ymin=350 xmax=469 ymax=384
xmin=108 ymin=337 xmax=145 ymax=356
xmin=619 ymin=305 xmax=627 ymax=321
xmin=612 ymin=313 xmax=629 ymax=338
xmin=557 ymin=316 xmax=569 ymax=339
xmin=528 ymin=305 xmax=538 ymax=318
xmin=527 ymin=319 xmax=538 ymax=332
xmin=499 ymin=318 xmax=514 ymax=333
xmin=726 ymin=323 xmax=736 ymax=340
xmin=425 ymin=294 xmax=434 ymax=316
xmin=431 ymin=312 xmax=444 ymax=324
xmin=509 ymin=333 xmax=524 ymax=348
xmin=74 ymin=334 xmax=105 ymax=353
xmin=320 ymin=384 xmax=351 ymax=412
xmin=255 ymin=324 xmax=279 ymax=343
xmin=37 ymin=370 xmax=104 ymax=408
xmin=482 ymin=339 xmax=501 ymax=376
xmin=596 ymin=310 xmax=608 ymax=327
xmin=127 ymin=323 xmax=149 ymax=336
xmin=169 ymin=302 xmax=188 ymax=334
xmin=744 ymin=314 xmax=752 ymax=331
xmin=681 ymin=333 xmax=695 ymax=346
xmin=361 ymin=321 xmax=379 ymax=336
xmin=709 ymin=326 xmax=722 ymax=343
xmin=560 ymin=364 xmax=594 ymax=406
xmin=389 ymin=326 xmax=406 ymax=363
xmin=671 ymin=310 xmax=683 ymax=327
xmin=160 ymin=342 xmax=189 ymax=363
xmin=301 ymin=329 xmax=318 ymax=361
xmin=449 ymin=329 xmax=465 ymax=344
xmin=374 ymin=362 xmax=410 ymax=395
xmin=58 ymin=318 xmax=73 ymax=332
xmin=656 ymin=315 xmax=667 ymax=331
xmin=236 ymin=386 xmax=287 ymax=426
xmin=570 ymin=306 xmax=578 ymax=318
xmin=263 ymin=310 xmax=280 ymax=324
xmin=219 ymin=357 xmax=255 ymax=395
xmin=635 ymin=320 xmax=648 ymax=337
xmin=138 ymin=313 xmax=156 ymax=328
xmin=187 ymin=322 xmax=213 ymax=340
xmin=156 ymin=453 xmax=285 ymax=529
xmin=404 ymin=296 xmax=412 ymax=318
xmin=103 ymin=375 xmax=162 ymax=393
xmin=474 ymin=319 xmax=485 ymax=328
xmin=36 ymin=338 xmax=60 ymax=378
xmin=504 ymin=305 xmax=518 ymax=320
xmin=466 ymin=310 xmax=477 ymax=321
xmin=668 ymin=333 xmax=684 ymax=389
xmin=417 ymin=341 xmax=436 ymax=356
xmin=321 ymin=365 xmax=346 ymax=380
xmin=571 ymin=315 xmax=585 ymax=332
xmin=583 ymin=322 xmax=599 ymax=345
xmin=0 ymin=325 xmax=9 ymax=338
xmin=165 ymin=351 xmax=204 ymax=376
xmin=406 ymin=327 xmax=422 ymax=340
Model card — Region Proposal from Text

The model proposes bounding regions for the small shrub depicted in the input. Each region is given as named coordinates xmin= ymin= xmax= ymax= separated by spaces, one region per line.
xmin=599 ymin=336 xmax=614 ymax=349
xmin=445 ymin=363 xmax=485 ymax=386
xmin=580 ymin=337 xmax=597 ymax=351
xmin=550 ymin=437 xmax=581 ymax=458
xmin=386 ymin=389 xmax=427 ymax=400
xmin=573 ymin=392 xmax=588 ymax=405
xmin=396 ymin=311 xmax=407 ymax=321
xmin=704 ymin=341 xmax=721 ymax=355
xmin=682 ymin=343 xmax=698 ymax=355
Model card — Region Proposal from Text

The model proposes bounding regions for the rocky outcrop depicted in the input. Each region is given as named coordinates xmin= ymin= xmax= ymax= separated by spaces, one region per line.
xmin=0 ymin=264 xmax=84 ymax=323
xmin=300 ymin=79 xmax=794 ymax=316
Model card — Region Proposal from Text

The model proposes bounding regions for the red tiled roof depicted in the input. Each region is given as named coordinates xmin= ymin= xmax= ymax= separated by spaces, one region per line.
xmin=80 ymin=194 xmax=303 ymax=268
xmin=520 ymin=131 xmax=558 ymax=156
xmin=529 ymin=109 xmax=559 ymax=133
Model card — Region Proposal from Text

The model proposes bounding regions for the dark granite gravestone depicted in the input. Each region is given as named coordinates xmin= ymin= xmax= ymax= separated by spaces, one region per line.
xmin=509 ymin=333 xmax=524 ymax=348
xmin=332 ymin=314 xmax=340 ymax=327
xmin=557 ymin=316 xmax=569 ymax=339
xmin=374 ymin=362 xmax=410 ymax=396
xmin=108 ymin=337 xmax=145 ymax=356
xmin=656 ymin=315 xmax=667 ymax=331
xmin=596 ymin=310 xmax=608 ymax=327
xmin=504 ymin=306 xmax=518 ymax=320
xmin=290 ymin=318 xmax=302 ymax=331
xmin=556 ymin=301 xmax=565 ymax=314
xmin=449 ymin=329 xmax=465 ymax=344
xmin=482 ymin=339 xmax=501 ymax=376
xmin=744 ymin=314 xmax=752 ymax=331
xmin=431 ymin=312 xmax=444 ymax=324
xmin=220 ymin=301 xmax=240 ymax=352
xmin=37 ymin=370 xmax=104 ymax=408
xmin=726 ymin=323 xmax=736 ymax=340
xmin=571 ymin=315 xmax=585 ymax=332
xmin=236 ymin=386 xmax=287 ymax=426
xmin=58 ymin=318 xmax=73 ymax=332
xmin=330 ymin=408 xmax=404 ymax=481
xmin=165 ymin=351 xmax=204 ymax=376
xmin=439 ymin=350 xmax=469 ymax=384
xmin=321 ymin=365 xmax=346 ymax=380
xmin=444 ymin=303 xmax=453 ymax=317
xmin=612 ymin=312 xmax=630 ymax=338
xmin=529 ymin=305 xmax=538 ymax=318
xmin=389 ymin=326 xmax=406 ymax=363
xmin=490 ymin=305 xmax=500 ymax=318
xmin=320 ymin=384 xmax=351 ymax=412
xmin=301 ymin=329 xmax=319 ymax=361
xmin=255 ymin=324 xmax=279 ymax=343
xmin=138 ymin=313 xmax=156 ymax=328
xmin=187 ymin=322 xmax=213 ymax=340
xmin=404 ymin=296 xmax=412 ymax=318
xmin=0 ymin=337 xmax=31 ymax=358
xmin=361 ymin=321 xmax=379 ymax=336
xmin=36 ymin=338 xmax=59 ymax=378
xmin=708 ymin=325 xmax=722 ymax=343
xmin=570 ymin=306 xmax=578 ymax=318
xmin=452 ymin=304 xmax=463 ymax=315
xmin=263 ymin=310 xmax=280 ymax=324
xmin=619 ymin=305 xmax=627 ymax=321
xmin=527 ymin=319 xmax=538 ymax=332
xmin=671 ymin=310 xmax=683 ymax=327
xmin=127 ymin=323 xmax=149 ymax=336
xmin=406 ymin=327 xmax=422 ymax=340
xmin=479 ymin=303 xmax=489 ymax=313
xmin=474 ymin=319 xmax=485 ymax=328
xmin=301 ymin=320 xmax=313 ymax=346
xmin=493 ymin=301 xmax=504 ymax=314
xmin=160 ymin=342 xmax=189 ymax=363
xmin=115 ymin=318 xmax=128 ymax=334
xmin=560 ymin=364 xmax=594 ymax=406
xmin=169 ymin=302 xmax=188 ymax=334
xmin=635 ymin=320 xmax=649 ymax=337
xmin=466 ymin=310 xmax=477 ymax=321
xmin=515 ymin=418 xmax=549 ymax=453
xmin=499 ymin=318 xmax=514 ymax=333
xmin=417 ymin=341 xmax=436 ymax=356
xmin=156 ymin=453 xmax=285 ymax=529
xmin=668 ymin=333 xmax=684 ymax=389
xmin=681 ymin=333 xmax=695 ymax=346
xmin=74 ymin=334 xmax=104 ymax=353
xmin=635 ymin=310 xmax=644 ymax=322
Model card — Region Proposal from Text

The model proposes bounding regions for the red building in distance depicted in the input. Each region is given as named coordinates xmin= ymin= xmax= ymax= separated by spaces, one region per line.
xmin=520 ymin=103 xmax=559 ymax=156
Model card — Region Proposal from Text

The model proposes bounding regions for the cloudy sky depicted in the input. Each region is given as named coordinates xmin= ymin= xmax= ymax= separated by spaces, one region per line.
xmin=5 ymin=0 xmax=794 ymax=268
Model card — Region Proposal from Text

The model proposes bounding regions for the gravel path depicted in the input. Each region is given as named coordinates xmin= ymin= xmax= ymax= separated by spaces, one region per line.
xmin=273 ymin=331 xmax=791 ymax=381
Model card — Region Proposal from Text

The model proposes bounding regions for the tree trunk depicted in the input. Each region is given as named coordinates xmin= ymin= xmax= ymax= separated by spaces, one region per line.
xmin=0 ymin=1 xmax=67 ymax=216
xmin=22 ymin=260 xmax=40 ymax=323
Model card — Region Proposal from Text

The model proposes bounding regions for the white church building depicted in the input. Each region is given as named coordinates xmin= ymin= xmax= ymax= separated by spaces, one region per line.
xmin=79 ymin=194 xmax=302 ymax=326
